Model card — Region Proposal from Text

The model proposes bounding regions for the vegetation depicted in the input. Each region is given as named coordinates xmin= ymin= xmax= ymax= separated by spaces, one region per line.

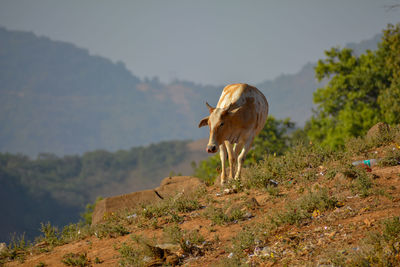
xmin=308 ymin=23 xmax=400 ymax=148
xmin=61 ymin=252 xmax=90 ymax=266
xmin=0 ymin=140 xmax=190 ymax=242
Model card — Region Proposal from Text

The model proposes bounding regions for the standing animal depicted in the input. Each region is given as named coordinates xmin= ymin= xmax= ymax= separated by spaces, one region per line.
xmin=198 ymin=83 xmax=269 ymax=185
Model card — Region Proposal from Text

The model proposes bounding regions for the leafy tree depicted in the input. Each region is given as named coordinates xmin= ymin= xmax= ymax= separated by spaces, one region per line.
xmin=246 ymin=116 xmax=295 ymax=163
xmin=308 ymin=23 xmax=400 ymax=148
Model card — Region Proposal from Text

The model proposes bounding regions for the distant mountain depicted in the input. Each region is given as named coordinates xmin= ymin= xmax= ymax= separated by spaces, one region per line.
xmin=0 ymin=27 xmax=211 ymax=156
xmin=0 ymin=27 xmax=381 ymax=156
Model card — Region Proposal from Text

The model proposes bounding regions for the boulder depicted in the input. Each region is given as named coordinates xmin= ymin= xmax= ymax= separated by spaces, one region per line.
xmin=156 ymin=176 xmax=205 ymax=199
xmin=92 ymin=176 xmax=205 ymax=225
xmin=366 ymin=122 xmax=390 ymax=140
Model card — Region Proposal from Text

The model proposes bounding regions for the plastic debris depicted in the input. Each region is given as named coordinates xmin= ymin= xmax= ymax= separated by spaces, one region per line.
xmin=269 ymin=179 xmax=279 ymax=187
xmin=126 ymin=214 xmax=137 ymax=219
xmin=352 ymin=159 xmax=378 ymax=167
xmin=223 ymin=188 xmax=237 ymax=195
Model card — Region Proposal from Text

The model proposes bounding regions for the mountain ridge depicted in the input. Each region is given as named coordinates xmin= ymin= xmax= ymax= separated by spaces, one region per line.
xmin=0 ymin=26 xmax=380 ymax=157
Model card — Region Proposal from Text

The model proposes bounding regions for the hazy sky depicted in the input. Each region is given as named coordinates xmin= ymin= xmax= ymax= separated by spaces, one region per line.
xmin=0 ymin=0 xmax=399 ymax=85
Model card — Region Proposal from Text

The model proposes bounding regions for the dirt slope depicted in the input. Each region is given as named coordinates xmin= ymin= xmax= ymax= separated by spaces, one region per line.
xmin=3 ymin=137 xmax=400 ymax=266
xmin=4 ymin=166 xmax=400 ymax=266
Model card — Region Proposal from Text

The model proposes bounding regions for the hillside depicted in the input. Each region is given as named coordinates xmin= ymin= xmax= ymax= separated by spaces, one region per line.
xmin=0 ymin=27 xmax=380 ymax=156
xmin=0 ymin=139 xmax=208 ymax=244
xmin=2 ymin=124 xmax=400 ymax=266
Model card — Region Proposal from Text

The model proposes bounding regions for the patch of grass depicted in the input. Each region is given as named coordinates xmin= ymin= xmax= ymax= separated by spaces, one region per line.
xmin=203 ymin=205 xmax=246 ymax=226
xmin=244 ymin=143 xmax=337 ymax=189
xmin=163 ymin=224 xmax=205 ymax=255
xmin=38 ymin=222 xmax=63 ymax=247
xmin=93 ymin=222 xmax=129 ymax=239
xmin=0 ymin=233 xmax=31 ymax=263
xmin=341 ymin=164 xmax=373 ymax=197
xmin=117 ymin=241 xmax=142 ymax=267
xmin=265 ymin=185 xmax=280 ymax=197
xmin=35 ymin=222 xmax=92 ymax=252
xmin=329 ymin=217 xmax=400 ymax=266
xmin=269 ymin=189 xmax=338 ymax=227
xmin=378 ymin=147 xmax=400 ymax=167
xmin=139 ymin=193 xmax=201 ymax=221
xmin=94 ymin=257 xmax=103 ymax=264
xmin=61 ymin=252 xmax=90 ymax=266
xmin=232 ymin=228 xmax=256 ymax=254
xmin=345 ymin=136 xmax=374 ymax=157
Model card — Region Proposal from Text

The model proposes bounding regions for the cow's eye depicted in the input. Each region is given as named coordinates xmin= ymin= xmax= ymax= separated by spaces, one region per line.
xmin=220 ymin=122 xmax=224 ymax=127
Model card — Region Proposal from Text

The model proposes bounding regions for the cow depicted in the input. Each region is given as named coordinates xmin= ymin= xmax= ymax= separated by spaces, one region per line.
xmin=198 ymin=83 xmax=269 ymax=185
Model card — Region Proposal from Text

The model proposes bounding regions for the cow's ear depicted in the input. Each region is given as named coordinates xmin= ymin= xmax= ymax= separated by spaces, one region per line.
xmin=198 ymin=116 xmax=209 ymax=128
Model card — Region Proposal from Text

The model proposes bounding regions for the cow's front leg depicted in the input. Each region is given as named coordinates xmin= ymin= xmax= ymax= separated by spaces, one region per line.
xmin=219 ymin=144 xmax=227 ymax=185
xmin=225 ymin=141 xmax=235 ymax=180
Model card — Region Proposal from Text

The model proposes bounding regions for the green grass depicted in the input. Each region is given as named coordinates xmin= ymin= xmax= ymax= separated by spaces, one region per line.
xmin=269 ymin=189 xmax=338 ymax=228
xmin=61 ymin=252 xmax=90 ymax=266
xmin=0 ymin=233 xmax=30 ymax=264
xmin=117 ymin=241 xmax=142 ymax=267
xmin=328 ymin=217 xmax=400 ymax=266
xmin=162 ymin=224 xmax=205 ymax=255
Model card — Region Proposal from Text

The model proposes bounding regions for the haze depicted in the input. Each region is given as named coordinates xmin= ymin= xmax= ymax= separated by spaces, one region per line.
xmin=0 ymin=0 xmax=399 ymax=85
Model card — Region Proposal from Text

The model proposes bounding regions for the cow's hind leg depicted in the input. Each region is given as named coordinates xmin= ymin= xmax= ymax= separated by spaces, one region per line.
xmin=233 ymin=142 xmax=244 ymax=178
xmin=219 ymin=144 xmax=227 ymax=185
xmin=234 ymin=138 xmax=253 ymax=180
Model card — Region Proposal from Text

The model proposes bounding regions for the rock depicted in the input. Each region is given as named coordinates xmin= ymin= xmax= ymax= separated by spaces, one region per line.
xmin=165 ymin=254 xmax=180 ymax=265
xmin=223 ymin=188 xmax=237 ymax=195
xmin=155 ymin=176 xmax=205 ymax=199
xmin=0 ymin=242 xmax=7 ymax=253
xmin=156 ymin=243 xmax=180 ymax=253
xmin=366 ymin=122 xmax=390 ymax=141
xmin=92 ymin=176 xmax=205 ymax=225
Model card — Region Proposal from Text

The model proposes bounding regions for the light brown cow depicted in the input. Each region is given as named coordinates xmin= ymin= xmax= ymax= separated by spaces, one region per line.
xmin=198 ymin=83 xmax=269 ymax=185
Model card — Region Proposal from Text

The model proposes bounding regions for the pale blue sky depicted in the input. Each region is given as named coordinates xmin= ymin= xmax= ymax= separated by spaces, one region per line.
xmin=0 ymin=0 xmax=399 ymax=85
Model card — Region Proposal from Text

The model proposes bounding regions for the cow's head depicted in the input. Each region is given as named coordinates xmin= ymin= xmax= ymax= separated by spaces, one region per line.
xmin=198 ymin=102 xmax=239 ymax=153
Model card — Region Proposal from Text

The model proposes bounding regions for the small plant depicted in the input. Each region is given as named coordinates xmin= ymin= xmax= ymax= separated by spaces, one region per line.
xmin=378 ymin=147 xmax=400 ymax=167
xmin=336 ymin=217 xmax=400 ymax=266
xmin=118 ymin=242 xmax=141 ymax=267
xmin=38 ymin=222 xmax=63 ymax=247
xmin=80 ymin=196 xmax=103 ymax=225
xmin=93 ymin=222 xmax=129 ymax=238
xmin=139 ymin=193 xmax=201 ymax=221
xmin=244 ymin=143 xmax=337 ymax=189
xmin=203 ymin=205 xmax=245 ymax=225
xmin=163 ymin=224 xmax=205 ymax=255
xmin=61 ymin=252 xmax=90 ymax=266
xmin=269 ymin=189 xmax=338 ymax=227
xmin=341 ymin=164 xmax=373 ymax=197
xmin=0 ymin=233 xmax=30 ymax=263
xmin=35 ymin=262 xmax=47 ymax=267
xmin=94 ymin=257 xmax=103 ymax=264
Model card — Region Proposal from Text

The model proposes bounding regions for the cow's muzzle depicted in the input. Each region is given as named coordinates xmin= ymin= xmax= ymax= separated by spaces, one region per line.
xmin=206 ymin=145 xmax=218 ymax=153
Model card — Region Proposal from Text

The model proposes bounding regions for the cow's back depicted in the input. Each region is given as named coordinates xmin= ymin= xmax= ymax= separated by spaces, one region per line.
xmin=217 ymin=83 xmax=268 ymax=134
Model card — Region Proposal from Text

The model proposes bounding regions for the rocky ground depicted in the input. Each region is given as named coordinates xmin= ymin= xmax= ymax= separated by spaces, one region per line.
xmin=2 ymin=131 xmax=400 ymax=266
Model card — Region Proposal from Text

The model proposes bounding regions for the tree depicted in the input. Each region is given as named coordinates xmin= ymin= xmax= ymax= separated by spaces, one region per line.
xmin=308 ymin=23 xmax=400 ymax=148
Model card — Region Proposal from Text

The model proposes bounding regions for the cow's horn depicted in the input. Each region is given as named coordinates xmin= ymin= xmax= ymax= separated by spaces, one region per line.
xmin=206 ymin=102 xmax=215 ymax=112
